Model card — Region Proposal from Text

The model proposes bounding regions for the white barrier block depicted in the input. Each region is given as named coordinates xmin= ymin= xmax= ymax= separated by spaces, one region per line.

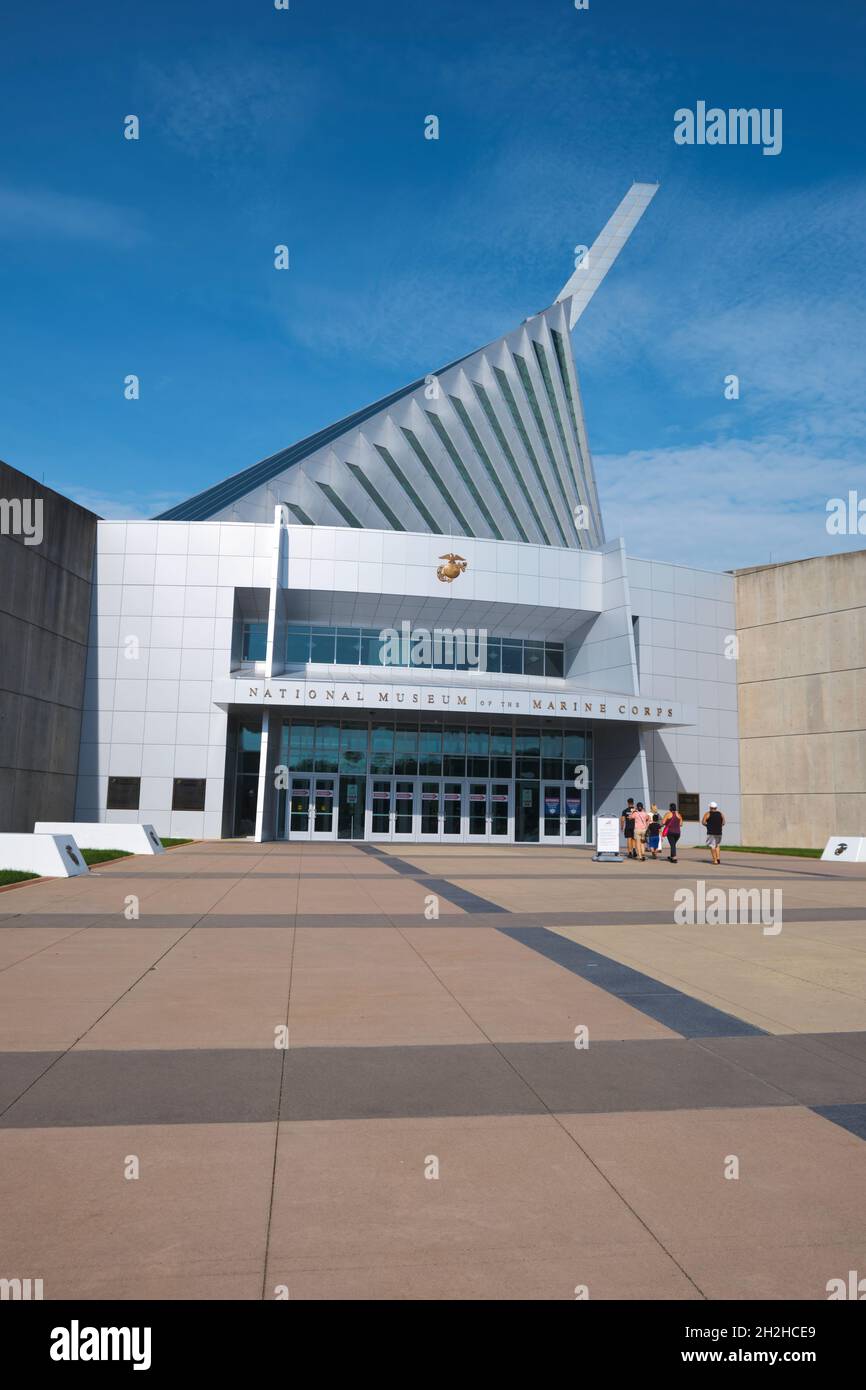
xmin=821 ymin=836 xmax=866 ymax=863
xmin=0 ymin=834 xmax=89 ymax=878
xmin=34 ymin=823 xmax=165 ymax=855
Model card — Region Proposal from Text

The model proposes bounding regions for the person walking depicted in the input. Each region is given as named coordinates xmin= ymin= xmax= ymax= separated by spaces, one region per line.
xmin=662 ymin=803 xmax=682 ymax=863
xmin=702 ymin=801 xmax=726 ymax=865
xmin=646 ymin=810 xmax=662 ymax=860
xmin=620 ymin=797 xmax=636 ymax=859
xmin=632 ymin=802 xmax=651 ymax=861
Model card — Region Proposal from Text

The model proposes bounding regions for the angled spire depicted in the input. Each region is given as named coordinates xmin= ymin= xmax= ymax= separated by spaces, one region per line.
xmin=555 ymin=182 xmax=658 ymax=330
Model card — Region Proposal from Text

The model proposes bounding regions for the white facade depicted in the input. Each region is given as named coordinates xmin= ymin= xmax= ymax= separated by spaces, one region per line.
xmin=73 ymin=182 xmax=742 ymax=846
xmin=74 ymin=517 xmax=741 ymax=845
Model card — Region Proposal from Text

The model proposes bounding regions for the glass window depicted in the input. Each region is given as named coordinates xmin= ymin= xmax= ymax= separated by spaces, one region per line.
xmin=242 ymin=621 xmax=267 ymax=662
xmin=107 ymin=776 xmax=140 ymax=811
xmin=541 ymin=731 xmax=562 ymax=760
xmin=542 ymin=729 xmax=562 ymax=780
xmin=408 ymin=632 xmax=430 ymax=668
xmin=285 ymin=627 xmax=311 ymax=664
xmin=484 ymin=638 xmax=501 ymax=673
xmin=490 ymin=729 xmax=512 ymax=758
xmin=432 ymin=632 xmax=456 ymax=669
xmin=501 ymin=640 xmax=522 ymax=674
xmin=339 ymin=723 xmax=367 ymax=774
xmin=443 ymin=728 xmax=465 ymax=757
xmin=545 ymin=644 xmax=565 ymax=678
xmin=419 ymin=725 xmax=442 ymax=775
xmin=370 ymin=724 xmax=395 ymax=774
xmin=516 ymin=728 xmax=540 ymax=757
xmin=524 ymin=641 xmax=544 ymax=677
xmin=238 ymin=723 xmax=262 ymax=775
xmin=335 ymin=629 xmax=361 ymax=665
xmin=443 ymin=726 xmax=466 ymax=776
xmin=314 ymin=723 xmax=340 ymax=773
xmin=516 ymin=726 xmax=540 ymax=780
xmin=467 ymin=726 xmax=489 ymax=779
xmin=564 ymin=732 xmax=587 ymax=763
xmin=466 ymin=728 xmax=489 ymax=758
xmin=310 ymin=628 xmax=336 ymax=663
xmin=394 ymin=727 xmax=419 ymax=775
xmin=172 ymin=778 xmax=206 ymax=812
xmin=289 ymin=721 xmax=315 ymax=772
xmin=490 ymin=727 xmax=513 ymax=779
xmin=362 ymin=629 xmax=384 ymax=666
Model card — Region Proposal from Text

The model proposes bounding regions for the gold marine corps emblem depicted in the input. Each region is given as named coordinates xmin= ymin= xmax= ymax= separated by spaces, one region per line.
xmin=436 ymin=553 xmax=468 ymax=583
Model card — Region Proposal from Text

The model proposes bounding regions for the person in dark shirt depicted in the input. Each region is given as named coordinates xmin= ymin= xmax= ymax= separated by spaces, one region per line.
xmin=702 ymin=802 xmax=726 ymax=864
xmin=620 ymin=797 xmax=636 ymax=858
xmin=662 ymin=803 xmax=682 ymax=863
xmin=646 ymin=812 xmax=662 ymax=859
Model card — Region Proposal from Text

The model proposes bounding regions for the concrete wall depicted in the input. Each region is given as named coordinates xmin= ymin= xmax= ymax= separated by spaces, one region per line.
xmin=628 ymin=556 xmax=741 ymax=845
xmin=0 ymin=461 xmax=97 ymax=832
xmin=735 ymin=550 xmax=866 ymax=848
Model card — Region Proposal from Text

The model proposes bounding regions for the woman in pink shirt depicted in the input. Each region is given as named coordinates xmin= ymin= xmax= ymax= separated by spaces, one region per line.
xmin=632 ymin=802 xmax=651 ymax=861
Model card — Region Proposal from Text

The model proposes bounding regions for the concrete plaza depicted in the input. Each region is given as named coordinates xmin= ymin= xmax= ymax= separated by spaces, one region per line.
xmin=1 ymin=841 xmax=865 ymax=1301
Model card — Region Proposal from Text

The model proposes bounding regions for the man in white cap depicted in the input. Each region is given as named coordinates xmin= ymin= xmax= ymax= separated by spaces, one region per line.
xmin=701 ymin=801 xmax=726 ymax=865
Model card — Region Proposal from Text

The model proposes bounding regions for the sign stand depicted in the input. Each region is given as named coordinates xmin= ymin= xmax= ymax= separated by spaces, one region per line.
xmin=592 ymin=815 xmax=623 ymax=863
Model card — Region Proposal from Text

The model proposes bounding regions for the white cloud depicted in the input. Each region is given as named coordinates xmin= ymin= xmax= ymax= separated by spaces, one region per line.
xmin=0 ymin=187 xmax=145 ymax=245
xmin=59 ymin=486 xmax=185 ymax=520
xmin=599 ymin=432 xmax=866 ymax=569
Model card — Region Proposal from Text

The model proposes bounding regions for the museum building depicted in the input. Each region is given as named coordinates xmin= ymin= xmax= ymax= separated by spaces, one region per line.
xmin=70 ymin=183 xmax=741 ymax=846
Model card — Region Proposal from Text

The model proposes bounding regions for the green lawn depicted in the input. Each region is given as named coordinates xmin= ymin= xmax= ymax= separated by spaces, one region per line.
xmin=724 ymin=845 xmax=823 ymax=858
xmin=161 ymin=838 xmax=193 ymax=848
xmin=0 ymin=869 xmax=41 ymax=886
xmin=81 ymin=848 xmax=134 ymax=865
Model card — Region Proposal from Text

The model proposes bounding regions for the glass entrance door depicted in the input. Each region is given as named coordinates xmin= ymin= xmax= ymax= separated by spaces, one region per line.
xmin=370 ymin=778 xmax=393 ymax=839
xmin=542 ymin=783 xmax=564 ymax=840
xmin=467 ymin=783 xmax=488 ymax=838
xmin=442 ymin=781 xmax=463 ymax=841
xmin=416 ymin=780 xmax=464 ymax=841
xmin=419 ymin=781 xmax=441 ymax=840
xmin=515 ymin=782 xmax=540 ymax=843
xmin=393 ymin=780 xmax=416 ymax=840
xmin=542 ymin=782 xmax=586 ymax=842
xmin=311 ymin=776 xmax=337 ymax=839
xmin=490 ymin=783 xmax=511 ymax=837
xmin=467 ymin=782 xmax=512 ymax=839
xmin=288 ymin=777 xmax=311 ymax=837
xmin=368 ymin=778 xmax=417 ymax=840
xmin=288 ymin=775 xmax=338 ymax=839
xmin=368 ymin=777 xmax=516 ymax=842
xmin=337 ymin=775 xmax=366 ymax=840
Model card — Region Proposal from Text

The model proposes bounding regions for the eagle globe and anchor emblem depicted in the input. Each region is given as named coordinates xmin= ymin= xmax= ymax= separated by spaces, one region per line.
xmin=436 ymin=553 xmax=468 ymax=583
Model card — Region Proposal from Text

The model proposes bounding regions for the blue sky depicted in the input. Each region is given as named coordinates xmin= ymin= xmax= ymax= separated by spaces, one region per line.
xmin=1 ymin=0 xmax=864 ymax=568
